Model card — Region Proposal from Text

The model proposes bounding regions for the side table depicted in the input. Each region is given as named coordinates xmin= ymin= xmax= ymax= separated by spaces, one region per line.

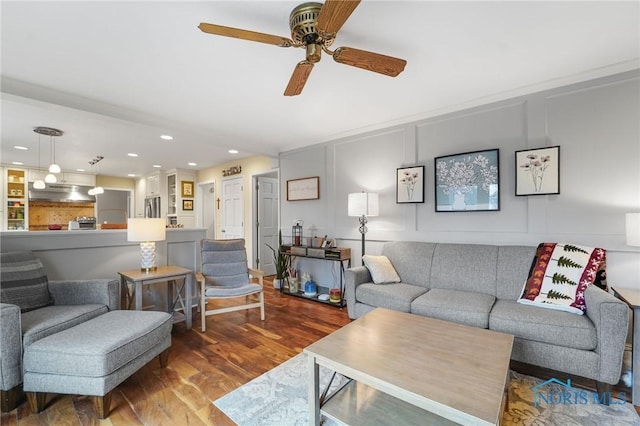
xmin=612 ymin=286 xmax=639 ymax=406
xmin=119 ymin=265 xmax=193 ymax=330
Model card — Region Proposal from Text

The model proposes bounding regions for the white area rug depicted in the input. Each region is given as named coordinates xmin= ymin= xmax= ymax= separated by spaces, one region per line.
xmin=214 ymin=353 xmax=640 ymax=426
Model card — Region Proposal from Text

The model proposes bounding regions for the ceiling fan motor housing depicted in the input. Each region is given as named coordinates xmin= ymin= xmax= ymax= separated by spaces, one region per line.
xmin=289 ymin=2 xmax=334 ymax=47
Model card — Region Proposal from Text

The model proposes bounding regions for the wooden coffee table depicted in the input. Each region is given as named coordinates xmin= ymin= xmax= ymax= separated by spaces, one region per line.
xmin=304 ymin=308 xmax=514 ymax=425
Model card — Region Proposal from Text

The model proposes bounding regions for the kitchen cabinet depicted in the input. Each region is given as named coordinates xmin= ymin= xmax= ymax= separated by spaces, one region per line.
xmin=4 ymin=168 xmax=28 ymax=231
xmin=134 ymin=178 xmax=146 ymax=217
xmin=146 ymin=172 xmax=161 ymax=197
xmin=166 ymin=169 xmax=195 ymax=226
xmin=27 ymin=169 xmax=95 ymax=186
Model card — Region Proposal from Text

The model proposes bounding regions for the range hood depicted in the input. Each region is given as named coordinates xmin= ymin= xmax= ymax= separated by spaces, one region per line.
xmin=28 ymin=183 xmax=96 ymax=203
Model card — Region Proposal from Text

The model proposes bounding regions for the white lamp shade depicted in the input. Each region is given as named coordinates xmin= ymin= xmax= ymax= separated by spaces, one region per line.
xmin=44 ymin=173 xmax=57 ymax=183
xmin=127 ymin=218 xmax=166 ymax=242
xmin=48 ymin=163 xmax=61 ymax=174
xmin=626 ymin=213 xmax=640 ymax=246
xmin=33 ymin=180 xmax=46 ymax=189
xmin=348 ymin=192 xmax=379 ymax=217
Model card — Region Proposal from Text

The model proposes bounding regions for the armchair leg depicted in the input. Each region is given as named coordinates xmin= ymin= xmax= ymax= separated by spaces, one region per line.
xmin=26 ymin=391 xmax=47 ymax=413
xmin=159 ymin=348 xmax=170 ymax=368
xmin=1 ymin=385 xmax=24 ymax=412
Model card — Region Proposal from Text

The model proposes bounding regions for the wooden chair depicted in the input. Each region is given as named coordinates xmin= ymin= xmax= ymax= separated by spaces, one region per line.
xmin=195 ymin=239 xmax=265 ymax=332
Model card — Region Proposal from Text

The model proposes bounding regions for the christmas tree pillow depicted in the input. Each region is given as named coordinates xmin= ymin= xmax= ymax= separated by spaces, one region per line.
xmin=518 ymin=243 xmax=606 ymax=315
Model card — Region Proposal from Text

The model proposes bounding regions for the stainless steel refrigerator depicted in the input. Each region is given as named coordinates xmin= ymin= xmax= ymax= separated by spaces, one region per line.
xmin=145 ymin=196 xmax=161 ymax=218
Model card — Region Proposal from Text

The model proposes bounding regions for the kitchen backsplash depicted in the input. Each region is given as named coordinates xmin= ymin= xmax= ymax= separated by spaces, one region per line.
xmin=29 ymin=202 xmax=95 ymax=231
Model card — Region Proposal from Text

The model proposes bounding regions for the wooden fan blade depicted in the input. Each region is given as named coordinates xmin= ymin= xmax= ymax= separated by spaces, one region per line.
xmin=333 ymin=47 xmax=406 ymax=77
xmin=284 ymin=61 xmax=314 ymax=96
xmin=316 ymin=0 xmax=361 ymax=37
xmin=198 ymin=23 xmax=294 ymax=47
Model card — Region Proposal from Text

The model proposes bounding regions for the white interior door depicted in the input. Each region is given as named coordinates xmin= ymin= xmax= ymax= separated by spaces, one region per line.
xmin=258 ymin=176 xmax=278 ymax=275
xmin=221 ymin=177 xmax=244 ymax=239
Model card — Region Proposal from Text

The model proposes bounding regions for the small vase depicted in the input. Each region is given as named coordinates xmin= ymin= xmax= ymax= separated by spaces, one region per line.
xmin=288 ymin=278 xmax=299 ymax=293
xmin=273 ymin=278 xmax=282 ymax=289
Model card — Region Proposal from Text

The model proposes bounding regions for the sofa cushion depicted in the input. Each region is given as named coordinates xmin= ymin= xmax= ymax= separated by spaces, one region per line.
xmin=21 ymin=304 xmax=108 ymax=347
xmin=496 ymin=246 xmax=538 ymax=300
xmin=362 ymin=255 xmax=401 ymax=284
xmin=490 ymin=300 xmax=597 ymax=351
xmin=518 ymin=243 xmax=606 ymax=315
xmin=355 ymin=283 xmax=428 ymax=313
xmin=411 ymin=289 xmax=496 ymax=328
xmin=382 ymin=242 xmax=436 ymax=288
xmin=429 ymin=244 xmax=499 ymax=296
xmin=0 ymin=251 xmax=52 ymax=312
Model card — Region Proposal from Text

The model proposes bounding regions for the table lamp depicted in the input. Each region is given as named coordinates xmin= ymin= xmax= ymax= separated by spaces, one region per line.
xmin=626 ymin=213 xmax=640 ymax=246
xmin=348 ymin=192 xmax=379 ymax=260
xmin=127 ymin=218 xmax=166 ymax=272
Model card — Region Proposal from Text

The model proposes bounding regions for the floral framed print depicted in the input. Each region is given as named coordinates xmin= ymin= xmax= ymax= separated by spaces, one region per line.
xmin=435 ymin=149 xmax=500 ymax=212
xmin=515 ymin=146 xmax=560 ymax=196
xmin=396 ymin=166 xmax=425 ymax=203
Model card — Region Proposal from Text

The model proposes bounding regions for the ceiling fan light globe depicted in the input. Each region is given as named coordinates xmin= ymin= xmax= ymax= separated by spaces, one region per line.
xmin=49 ymin=163 xmax=61 ymax=173
xmin=44 ymin=173 xmax=57 ymax=183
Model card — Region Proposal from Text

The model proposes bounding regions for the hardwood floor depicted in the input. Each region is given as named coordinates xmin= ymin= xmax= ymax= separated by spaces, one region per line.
xmin=1 ymin=279 xmax=351 ymax=425
xmin=2 ymin=279 xmax=637 ymax=424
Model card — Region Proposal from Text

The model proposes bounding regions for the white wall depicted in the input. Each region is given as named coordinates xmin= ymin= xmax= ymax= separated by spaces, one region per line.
xmin=279 ymin=70 xmax=640 ymax=289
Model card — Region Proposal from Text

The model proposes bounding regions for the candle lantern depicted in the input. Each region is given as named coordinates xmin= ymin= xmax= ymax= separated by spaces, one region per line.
xmin=292 ymin=223 xmax=303 ymax=246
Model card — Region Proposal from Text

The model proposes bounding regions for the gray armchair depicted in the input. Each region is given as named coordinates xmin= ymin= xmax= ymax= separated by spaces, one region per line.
xmin=196 ymin=239 xmax=265 ymax=332
xmin=0 ymin=251 xmax=119 ymax=412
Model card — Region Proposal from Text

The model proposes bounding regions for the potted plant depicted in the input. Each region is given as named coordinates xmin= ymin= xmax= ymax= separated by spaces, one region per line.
xmin=266 ymin=230 xmax=290 ymax=289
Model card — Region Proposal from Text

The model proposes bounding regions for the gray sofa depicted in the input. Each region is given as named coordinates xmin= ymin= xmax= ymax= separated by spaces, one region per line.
xmin=345 ymin=241 xmax=629 ymax=390
xmin=0 ymin=251 xmax=119 ymax=412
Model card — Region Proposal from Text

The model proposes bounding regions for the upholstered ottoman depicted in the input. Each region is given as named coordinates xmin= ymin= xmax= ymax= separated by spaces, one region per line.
xmin=23 ymin=310 xmax=172 ymax=418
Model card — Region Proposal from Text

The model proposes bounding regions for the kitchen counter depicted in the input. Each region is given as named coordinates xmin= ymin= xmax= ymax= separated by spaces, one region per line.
xmin=0 ymin=228 xmax=207 ymax=282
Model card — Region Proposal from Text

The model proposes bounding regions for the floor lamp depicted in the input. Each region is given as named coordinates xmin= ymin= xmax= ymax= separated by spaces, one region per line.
xmin=348 ymin=192 xmax=379 ymax=263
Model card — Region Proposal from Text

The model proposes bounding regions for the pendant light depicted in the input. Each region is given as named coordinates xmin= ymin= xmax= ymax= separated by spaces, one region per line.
xmin=32 ymin=131 xmax=46 ymax=189
xmin=33 ymin=127 xmax=63 ymax=182
xmin=88 ymin=155 xmax=104 ymax=195
xmin=48 ymin=133 xmax=61 ymax=174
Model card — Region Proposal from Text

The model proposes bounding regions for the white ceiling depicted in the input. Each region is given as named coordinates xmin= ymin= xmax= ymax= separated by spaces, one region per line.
xmin=2 ymin=1 xmax=639 ymax=178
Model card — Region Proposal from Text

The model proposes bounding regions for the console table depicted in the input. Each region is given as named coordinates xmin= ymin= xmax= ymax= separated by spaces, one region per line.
xmin=280 ymin=246 xmax=351 ymax=308
xmin=119 ymin=265 xmax=193 ymax=330
xmin=612 ymin=286 xmax=639 ymax=405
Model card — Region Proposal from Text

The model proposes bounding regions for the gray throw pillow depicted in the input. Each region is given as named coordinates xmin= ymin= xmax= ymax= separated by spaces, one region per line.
xmin=0 ymin=251 xmax=52 ymax=312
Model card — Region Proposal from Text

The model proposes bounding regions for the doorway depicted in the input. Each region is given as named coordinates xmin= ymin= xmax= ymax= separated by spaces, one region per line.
xmin=199 ymin=181 xmax=216 ymax=239
xmin=221 ymin=176 xmax=244 ymax=239
xmin=252 ymin=170 xmax=279 ymax=275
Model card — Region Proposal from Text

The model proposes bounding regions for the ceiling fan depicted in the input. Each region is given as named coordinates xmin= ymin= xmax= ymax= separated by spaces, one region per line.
xmin=198 ymin=0 xmax=407 ymax=96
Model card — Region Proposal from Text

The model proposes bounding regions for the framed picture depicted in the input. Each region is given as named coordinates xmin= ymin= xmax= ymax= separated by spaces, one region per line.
xmin=286 ymin=176 xmax=319 ymax=201
xmin=181 ymin=181 xmax=194 ymax=198
xmin=182 ymin=199 xmax=193 ymax=211
xmin=396 ymin=166 xmax=425 ymax=203
xmin=434 ymin=148 xmax=500 ymax=212
xmin=515 ymin=146 xmax=560 ymax=196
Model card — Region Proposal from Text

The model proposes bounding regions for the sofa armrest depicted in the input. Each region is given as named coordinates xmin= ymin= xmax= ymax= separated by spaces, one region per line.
xmin=0 ymin=303 xmax=23 ymax=392
xmin=344 ymin=266 xmax=372 ymax=318
xmin=48 ymin=279 xmax=120 ymax=311
xmin=584 ymin=285 xmax=630 ymax=384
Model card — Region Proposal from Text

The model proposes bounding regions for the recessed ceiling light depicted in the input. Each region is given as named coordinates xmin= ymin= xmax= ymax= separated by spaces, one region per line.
xmin=160 ymin=135 xmax=173 ymax=140
xmin=11 ymin=161 xmax=23 ymax=165
xmin=127 ymin=153 xmax=138 ymax=157
xmin=76 ymin=168 xmax=86 ymax=172
xmin=188 ymin=162 xmax=197 ymax=167
xmin=228 ymin=149 xmax=239 ymax=154
xmin=14 ymin=146 xmax=28 ymax=150
xmin=153 ymin=164 xmax=162 ymax=168
xmin=127 ymin=174 xmax=136 ymax=177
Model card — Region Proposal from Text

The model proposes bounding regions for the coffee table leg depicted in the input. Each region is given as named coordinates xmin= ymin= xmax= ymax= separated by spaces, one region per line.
xmin=308 ymin=354 xmax=320 ymax=426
